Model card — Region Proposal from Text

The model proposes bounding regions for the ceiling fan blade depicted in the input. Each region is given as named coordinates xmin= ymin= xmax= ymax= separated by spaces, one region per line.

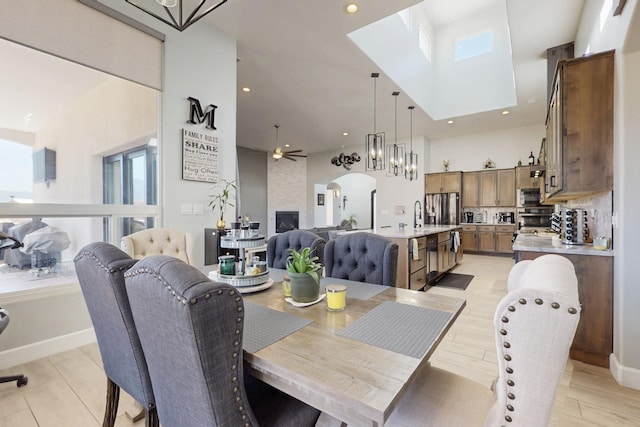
xmin=287 ymin=154 xmax=307 ymax=158
xmin=283 ymin=149 xmax=303 ymax=154
xmin=283 ymin=155 xmax=298 ymax=161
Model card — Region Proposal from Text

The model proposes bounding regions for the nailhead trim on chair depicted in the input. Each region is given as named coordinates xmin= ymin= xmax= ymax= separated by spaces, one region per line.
xmin=74 ymin=250 xmax=137 ymax=274
xmin=499 ymin=297 xmax=581 ymax=424
xmin=125 ymin=264 xmax=254 ymax=425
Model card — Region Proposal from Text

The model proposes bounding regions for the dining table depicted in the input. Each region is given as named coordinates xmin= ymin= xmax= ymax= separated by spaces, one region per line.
xmin=229 ymin=268 xmax=466 ymax=427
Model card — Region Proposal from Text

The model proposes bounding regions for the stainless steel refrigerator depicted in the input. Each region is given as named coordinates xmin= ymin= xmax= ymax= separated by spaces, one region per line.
xmin=424 ymin=193 xmax=460 ymax=225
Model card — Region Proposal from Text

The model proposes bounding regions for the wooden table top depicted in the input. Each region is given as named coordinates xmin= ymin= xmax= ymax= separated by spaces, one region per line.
xmin=241 ymin=274 xmax=466 ymax=426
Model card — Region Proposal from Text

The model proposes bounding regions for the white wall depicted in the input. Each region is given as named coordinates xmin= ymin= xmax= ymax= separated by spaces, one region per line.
xmin=429 ymin=124 xmax=545 ymax=172
xmin=307 ymin=136 xmax=424 ymax=230
xmin=159 ymin=23 xmax=237 ymax=266
xmin=574 ymin=0 xmax=640 ymax=388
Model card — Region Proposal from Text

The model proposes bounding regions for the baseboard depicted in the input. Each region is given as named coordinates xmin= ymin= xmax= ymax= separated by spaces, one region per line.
xmin=610 ymin=353 xmax=640 ymax=391
xmin=0 ymin=328 xmax=96 ymax=370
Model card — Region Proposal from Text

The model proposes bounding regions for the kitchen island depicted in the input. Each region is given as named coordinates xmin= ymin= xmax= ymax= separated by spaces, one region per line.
xmin=341 ymin=226 xmax=462 ymax=290
xmin=513 ymin=233 xmax=613 ymax=368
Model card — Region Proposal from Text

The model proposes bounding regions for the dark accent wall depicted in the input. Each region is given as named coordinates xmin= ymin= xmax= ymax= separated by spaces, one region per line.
xmin=237 ymin=146 xmax=268 ymax=236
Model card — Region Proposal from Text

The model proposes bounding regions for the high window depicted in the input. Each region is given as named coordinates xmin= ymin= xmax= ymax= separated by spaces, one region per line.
xmin=454 ymin=31 xmax=493 ymax=62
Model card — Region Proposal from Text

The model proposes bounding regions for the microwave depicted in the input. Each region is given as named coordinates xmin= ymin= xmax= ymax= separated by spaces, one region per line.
xmin=518 ymin=188 xmax=541 ymax=207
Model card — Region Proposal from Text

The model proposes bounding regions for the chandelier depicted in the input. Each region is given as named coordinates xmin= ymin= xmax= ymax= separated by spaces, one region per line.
xmin=387 ymin=91 xmax=404 ymax=176
xmin=365 ymin=73 xmax=385 ymax=171
xmin=405 ymin=106 xmax=418 ymax=181
xmin=125 ymin=0 xmax=229 ymax=32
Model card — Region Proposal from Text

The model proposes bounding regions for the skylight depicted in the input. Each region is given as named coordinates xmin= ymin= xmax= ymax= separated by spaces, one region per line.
xmin=454 ymin=31 xmax=493 ymax=62
xmin=419 ymin=26 xmax=431 ymax=62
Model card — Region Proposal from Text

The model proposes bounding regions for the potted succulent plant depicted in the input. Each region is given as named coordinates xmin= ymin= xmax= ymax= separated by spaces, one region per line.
xmin=208 ymin=179 xmax=236 ymax=229
xmin=286 ymin=247 xmax=322 ymax=303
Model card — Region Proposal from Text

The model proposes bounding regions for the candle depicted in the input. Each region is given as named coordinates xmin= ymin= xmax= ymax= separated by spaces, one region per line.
xmin=325 ymin=284 xmax=347 ymax=311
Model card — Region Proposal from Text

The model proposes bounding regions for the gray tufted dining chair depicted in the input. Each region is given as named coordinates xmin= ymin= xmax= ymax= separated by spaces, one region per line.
xmin=124 ymin=255 xmax=321 ymax=427
xmin=324 ymin=232 xmax=398 ymax=286
xmin=73 ymin=242 xmax=158 ymax=427
xmin=267 ymin=229 xmax=326 ymax=269
xmin=383 ymin=254 xmax=581 ymax=427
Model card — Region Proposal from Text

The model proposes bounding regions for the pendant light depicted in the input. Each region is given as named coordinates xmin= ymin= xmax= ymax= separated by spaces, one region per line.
xmin=387 ymin=91 xmax=405 ymax=176
xmin=405 ymin=106 xmax=418 ymax=181
xmin=365 ymin=73 xmax=385 ymax=171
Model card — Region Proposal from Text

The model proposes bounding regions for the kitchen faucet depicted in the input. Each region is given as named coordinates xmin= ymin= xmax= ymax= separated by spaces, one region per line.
xmin=413 ymin=200 xmax=422 ymax=228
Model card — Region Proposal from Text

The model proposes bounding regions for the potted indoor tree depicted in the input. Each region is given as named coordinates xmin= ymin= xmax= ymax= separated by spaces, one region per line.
xmin=286 ymin=247 xmax=322 ymax=303
xmin=208 ymin=179 xmax=236 ymax=229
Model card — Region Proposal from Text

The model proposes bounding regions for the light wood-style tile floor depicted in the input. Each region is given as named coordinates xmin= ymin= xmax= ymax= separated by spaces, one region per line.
xmin=0 ymin=254 xmax=638 ymax=426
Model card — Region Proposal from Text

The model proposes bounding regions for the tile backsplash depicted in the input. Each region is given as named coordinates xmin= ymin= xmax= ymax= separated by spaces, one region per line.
xmin=559 ymin=191 xmax=613 ymax=239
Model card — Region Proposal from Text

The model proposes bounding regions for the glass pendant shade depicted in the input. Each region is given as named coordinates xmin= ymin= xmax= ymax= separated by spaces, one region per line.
xmin=365 ymin=73 xmax=385 ymax=171
xmin=405 ymin=106 xmax=419 ymax=181
xmin=366 ymin=133 xmax=385 ymax=170
xmin=387 ymin=91 xmax=405 ymax=176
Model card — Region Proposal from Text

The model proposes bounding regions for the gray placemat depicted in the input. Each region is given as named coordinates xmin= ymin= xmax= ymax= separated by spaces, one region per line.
xmin=337 ymin=301 xmax=453 ymax=359
xmin=243 ymin=302 xmax=313 ymax=353
xmin=320 ymin=277 xmax=388 ymax=300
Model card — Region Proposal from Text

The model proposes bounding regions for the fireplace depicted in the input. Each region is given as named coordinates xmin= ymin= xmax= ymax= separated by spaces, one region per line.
xmin=275 ymin=211 xmax=299 ymax=233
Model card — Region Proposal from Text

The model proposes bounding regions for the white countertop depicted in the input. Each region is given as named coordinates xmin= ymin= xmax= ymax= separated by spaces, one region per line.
xmin=513 ymin=233 xmax=614 ymax=257
xmin=339 ymin=225 xmax=461 ymax=239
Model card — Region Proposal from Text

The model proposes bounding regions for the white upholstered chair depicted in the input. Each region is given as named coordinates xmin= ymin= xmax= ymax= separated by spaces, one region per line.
xmin=382 ymin=254 xmax=581 ymax=427
xmin=120 ymin=228 xmax=195 ymax=266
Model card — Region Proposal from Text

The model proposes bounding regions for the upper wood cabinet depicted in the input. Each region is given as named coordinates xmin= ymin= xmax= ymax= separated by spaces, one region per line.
xmin=462 ymin=172 xmax=480 ymax=207
xmin=545 ymin=50 xmax=614 ymax=202
xmin=463 ymin=168 xmax=515 ymax=207
xmin=425 ymin=171 xmax=462 ymax=194
xmin=516 ymin=166 xmax=542 ymax=189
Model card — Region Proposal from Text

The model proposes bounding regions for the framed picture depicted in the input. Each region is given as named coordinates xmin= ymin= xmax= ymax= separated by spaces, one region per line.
xmin=317 ymin=193 xmax=325 ymax=206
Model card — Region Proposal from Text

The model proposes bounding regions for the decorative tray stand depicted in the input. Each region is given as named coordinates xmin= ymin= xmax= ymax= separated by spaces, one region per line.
xmin=217 ymin=235 xmax=270 ymax=288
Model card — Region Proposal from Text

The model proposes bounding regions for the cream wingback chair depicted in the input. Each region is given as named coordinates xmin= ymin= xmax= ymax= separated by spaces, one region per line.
xmin=121 ymin=228 xmax=195 ymax=266
xmin=383 ymin=254 xmax=581 ymax=427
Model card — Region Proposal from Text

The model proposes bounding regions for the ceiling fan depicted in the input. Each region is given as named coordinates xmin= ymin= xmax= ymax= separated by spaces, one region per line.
xmin=269 ymin=124 xmax=307 ymax=161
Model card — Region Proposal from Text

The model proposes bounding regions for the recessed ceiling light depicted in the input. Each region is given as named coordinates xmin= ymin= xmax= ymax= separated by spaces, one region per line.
xmin=501 ymin=110 xmax=510 ymax=115
xmin=345 ymin=2 xmax=358 ymax=13
xmin=242 ymin=87 xmax=250 ymax=92
xmin=342 ymin=132 xmax=349 ymax=136
xmin=285 ymin=144 xmax=290 ymax=148
xmin=447 ymin=120 xmax=454 ymax=124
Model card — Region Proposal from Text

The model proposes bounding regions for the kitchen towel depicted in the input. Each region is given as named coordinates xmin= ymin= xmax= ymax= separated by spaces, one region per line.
xmin=411 ymin=238 xmax=419 ymax=260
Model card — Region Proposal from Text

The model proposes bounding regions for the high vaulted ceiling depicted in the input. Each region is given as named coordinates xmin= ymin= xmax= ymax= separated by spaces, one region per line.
xmin=208 ymin=0 xmax=585 ymax=155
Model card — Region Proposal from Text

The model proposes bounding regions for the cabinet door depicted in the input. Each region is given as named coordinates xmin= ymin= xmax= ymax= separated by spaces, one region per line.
xmin=437 ymin=241 xmax=449 ymax=273
xmin=462 ymin=172 xmax=479 ymax=207
xmin=441 ymin=172 xmax=461 ymax=193
xmin=477 ymin=232 xmax=495 ymax=252
xmin=425 ymin=173 xmax=442 ymax=193
xmin=479 ymin=171 xmax=497 ymax=206
xmin=516 ymin=166 xmax=535 ymax=189
xmin=461 ymin=231 xmax=476 ymax=252
xmin=496 ymin=169 xmax=516 ymax=206
xmin=495 ymin=233 xmax=514 ymax=253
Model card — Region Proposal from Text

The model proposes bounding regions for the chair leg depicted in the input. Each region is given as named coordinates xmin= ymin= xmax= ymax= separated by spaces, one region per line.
xmin=125 ymin=401 xmax=145 ymax=422
xmin=145 ymin=405 xmax=159 ymax=427
xmin=103 ymin=378 xmax=120 ymax=427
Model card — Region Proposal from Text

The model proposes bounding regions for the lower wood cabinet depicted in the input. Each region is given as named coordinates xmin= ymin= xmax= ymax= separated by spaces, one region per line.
xmin=462 ymin=224 xmax=516 ymax=254
xmin=515 ymin=251 xmax=613 ymax=368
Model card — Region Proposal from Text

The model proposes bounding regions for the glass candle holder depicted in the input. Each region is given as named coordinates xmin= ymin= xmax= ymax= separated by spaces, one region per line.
xmin=282 ymin=275 xmax=292 ymax=298
xmin=325 ymin=284 xmax=347 ymax=311
xmin=218 ymin=255 xmax=236 ymax=275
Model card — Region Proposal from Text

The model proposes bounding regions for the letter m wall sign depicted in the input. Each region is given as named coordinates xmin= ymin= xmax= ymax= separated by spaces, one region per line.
xmin=187 ymin=97 xmax=217 ymax=130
